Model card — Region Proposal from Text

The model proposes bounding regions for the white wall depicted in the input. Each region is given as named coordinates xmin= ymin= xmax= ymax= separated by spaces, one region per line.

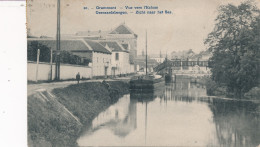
xmin=92 ymin=52 xmax=111 ymax=77
xmin=60 ymin=64 xmax=92 ymax=80
xmin=130 ymin=64 xmax=135 ymax=73
xmin=111 ymin=51 xmax=134 ymax=75
xmin=28 ymin=62 xmax=92 ymax=81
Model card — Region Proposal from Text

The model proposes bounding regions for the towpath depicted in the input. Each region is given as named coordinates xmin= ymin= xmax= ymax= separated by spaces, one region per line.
xmin=27 ymin=77 xmax=131 ymax=96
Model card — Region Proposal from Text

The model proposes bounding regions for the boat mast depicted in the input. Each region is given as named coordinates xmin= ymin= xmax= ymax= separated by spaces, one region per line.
xmin=146 ymin=30 xmax=147 ymax=75
xmin=160 ymin=50 xmax=161 ymax=63
xmin=166 ymin=50 xmax=168 ymax=73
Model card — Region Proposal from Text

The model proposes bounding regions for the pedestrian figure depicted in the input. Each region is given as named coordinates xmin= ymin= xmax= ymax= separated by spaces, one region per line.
xmin=76 ymin=72 xmax=80 ymax=84
xmin=102 ymin=80 xmax=110 ymax=90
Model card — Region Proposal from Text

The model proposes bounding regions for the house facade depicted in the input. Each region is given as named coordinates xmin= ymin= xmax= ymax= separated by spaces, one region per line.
xmin=99 ymin=40 xmax=133 ymax=76
xmin=83 ymin=39 xmax=112 ymax=77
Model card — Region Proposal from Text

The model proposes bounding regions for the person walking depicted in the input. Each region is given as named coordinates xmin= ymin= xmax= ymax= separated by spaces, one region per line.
xmin=76 ymin=72 xmax=80 ymax=84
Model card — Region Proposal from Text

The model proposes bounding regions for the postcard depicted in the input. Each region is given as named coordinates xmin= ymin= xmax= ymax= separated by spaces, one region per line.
xmin=25 ymin=0 xmax=260 ymax=146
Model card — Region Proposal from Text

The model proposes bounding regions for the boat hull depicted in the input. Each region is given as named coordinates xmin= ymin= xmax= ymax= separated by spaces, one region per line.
xmin=130 ymin=79 xmax=154 ymax=90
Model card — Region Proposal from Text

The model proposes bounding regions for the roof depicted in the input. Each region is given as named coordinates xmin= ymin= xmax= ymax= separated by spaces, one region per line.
xmin=76 ymin=30 xmax=109 ymax=37
xmin=84 ymin=39 xmax=111 ymax=54
xmin=27 ymin=39 xmax=111 ymax=54
xmin=110 ymin=24 xmax=135 ymax=35
xmin=98 ymin=41 xmax=128 ymax=52
xmin=121 ymin=44 xmax=128 ymax=50
xmin=27 ymin=39 xmax=91 ymax=51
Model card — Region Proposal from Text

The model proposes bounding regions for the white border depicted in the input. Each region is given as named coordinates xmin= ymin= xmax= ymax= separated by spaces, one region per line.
xmin=0 ymin=1 xmax=27 ymax=147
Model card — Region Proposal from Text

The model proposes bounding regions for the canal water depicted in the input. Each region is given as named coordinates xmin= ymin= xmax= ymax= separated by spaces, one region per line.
xmin=77 ymin=78 xmax=260 ymax=146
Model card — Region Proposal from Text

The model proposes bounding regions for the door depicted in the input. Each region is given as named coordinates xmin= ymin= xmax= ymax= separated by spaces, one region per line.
xmin=104 ymin=67 xmax=108 ymax=78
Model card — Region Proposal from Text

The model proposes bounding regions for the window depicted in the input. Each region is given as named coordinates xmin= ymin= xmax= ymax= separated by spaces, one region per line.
xmin=115 ymin=53 xmax=119 ymax=60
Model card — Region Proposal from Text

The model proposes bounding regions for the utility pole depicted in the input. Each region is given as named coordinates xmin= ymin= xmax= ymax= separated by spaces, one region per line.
xmin=50 ymin=49 xmax=53 ymax=80
xmin=36 ymin=49 xmax=40 ymax=82
xmin=55 ymin=0 xmax=61 ymax=80
xmin=145 ymin=30 xmax=147 ymax=75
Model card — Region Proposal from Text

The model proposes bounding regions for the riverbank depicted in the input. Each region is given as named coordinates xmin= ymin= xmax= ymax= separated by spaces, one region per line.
xmin=199 ymin=76 xmax=260 ymax=100
xmin=28 ymin=81 xmax=129 ymax=147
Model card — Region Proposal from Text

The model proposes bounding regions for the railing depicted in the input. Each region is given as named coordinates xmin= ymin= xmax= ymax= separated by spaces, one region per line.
xmin=154 ymin=60 xmax=209 ymax=72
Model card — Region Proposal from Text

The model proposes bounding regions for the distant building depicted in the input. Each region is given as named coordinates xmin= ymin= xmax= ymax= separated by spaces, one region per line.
xmin=189 ymin=50 xmax=212 ymax=61
xmin=134 ymin=55 xmax=158 ymax=72
xmin=147 ymin=53 xmax=166 ymax=64
xmin=150 ymin=57 xmax=165 ymax=63
xmin=171 ymin=49 xmax=195 ymax=60
xmin=75 ymin=30 xmax=110 ymax=40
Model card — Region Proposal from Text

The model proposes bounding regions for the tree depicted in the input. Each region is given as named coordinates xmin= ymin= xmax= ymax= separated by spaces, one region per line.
xmin=27 ymin=41 xmax=51 ymax=62
xmin=205 ymin=1 xmax=260 ymax=97
xmin=28 ymin=41 xmax=87 ymax=66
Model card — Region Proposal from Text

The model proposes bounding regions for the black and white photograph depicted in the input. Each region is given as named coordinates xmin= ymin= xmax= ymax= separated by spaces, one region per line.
xmin=22 ymin=0 xmax=260 ymax=146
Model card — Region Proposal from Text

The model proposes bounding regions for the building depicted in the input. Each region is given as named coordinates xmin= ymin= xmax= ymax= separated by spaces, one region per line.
xmin=70 ymin=23 xmax=138 ymax=71
xmin=171 ymin=49 xmax=195 ymax=60
xmin=99 ymin=40 xmax=134 ymax=76
xmin=73 ymin=23 xmax=138 ymax=64
xmin=105 ymin=23 xmax=138 ymax=64
xmin=27 ymin=23 xmax=138 ymax=82
xmin=149 ymin=53 xmax=166 ymax=64
xmin=74 ymin=30 xmax=110 ymax=40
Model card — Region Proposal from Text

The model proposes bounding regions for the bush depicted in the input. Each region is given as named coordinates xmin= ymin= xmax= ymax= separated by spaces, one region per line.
xmin=205 ymin=77 xmax=227 ymax=96
xmin=244 ymin=87 xmax=260 ymax=99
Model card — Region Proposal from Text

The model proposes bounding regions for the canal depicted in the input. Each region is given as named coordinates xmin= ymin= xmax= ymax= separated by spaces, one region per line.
xmin=77 ymin=78 xmax=260 ymax=146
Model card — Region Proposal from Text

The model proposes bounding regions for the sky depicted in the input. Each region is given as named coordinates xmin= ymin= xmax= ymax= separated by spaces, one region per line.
xmin=27 ymin=0 xmax=260 ymax=55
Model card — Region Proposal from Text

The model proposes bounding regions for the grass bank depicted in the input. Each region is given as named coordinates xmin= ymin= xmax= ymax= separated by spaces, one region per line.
xmin=28 ymin=81 xmax=129 ymax=147
xmin=203 ymin=76 xmax=260 ymax=100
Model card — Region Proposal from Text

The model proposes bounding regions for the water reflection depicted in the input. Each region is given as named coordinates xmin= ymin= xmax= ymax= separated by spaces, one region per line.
xmin=89 ymin=95 xmax=137 ymax=138
xmin=77 ymin=79 xmax=260 ymax=146
xmin=209 ymin=99 xmax=260 ymax=147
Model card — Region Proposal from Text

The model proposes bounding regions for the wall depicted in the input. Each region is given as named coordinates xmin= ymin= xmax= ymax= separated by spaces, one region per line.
xmin=92 ymin=52 xmax=111 ymax=77
xmin=111 ymin=51 xmax=134 ymax=75
xmin=130 ymin=64 xmax=135 ymax=73
xmin=28 ymin=62 xmax=92 ymax=81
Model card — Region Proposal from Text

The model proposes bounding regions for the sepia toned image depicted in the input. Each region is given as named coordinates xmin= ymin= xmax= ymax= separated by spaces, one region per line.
xmin=26 ymin=0 xmax=260 ymax=146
